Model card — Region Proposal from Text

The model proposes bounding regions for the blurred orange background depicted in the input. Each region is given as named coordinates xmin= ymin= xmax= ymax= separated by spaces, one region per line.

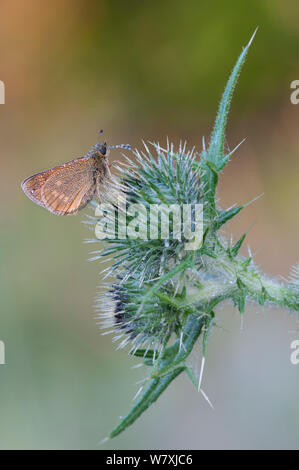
xmin=1 ymin=0 xmax=299 ymax=449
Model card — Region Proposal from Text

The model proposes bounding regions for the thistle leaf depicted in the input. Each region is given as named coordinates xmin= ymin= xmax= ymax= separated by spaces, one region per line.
xmin=230 ymin=233 xmax=247 ymax=257
xmin=207 ymin=29 xmax=257 ymax=166
xmin=214 ymin=205 xmax=244 ymax=229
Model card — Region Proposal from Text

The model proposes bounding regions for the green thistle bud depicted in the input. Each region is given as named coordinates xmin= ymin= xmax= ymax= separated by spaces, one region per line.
xmin=100 ymin=277 xmax=179 ymax=354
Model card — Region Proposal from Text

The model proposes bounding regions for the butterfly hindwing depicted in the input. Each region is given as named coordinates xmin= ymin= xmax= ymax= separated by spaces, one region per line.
xmin=22 ymin=168 xmax=57 ymax=209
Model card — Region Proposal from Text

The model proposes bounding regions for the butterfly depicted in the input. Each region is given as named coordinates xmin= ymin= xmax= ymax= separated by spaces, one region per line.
xmin=21 ymin=131 xmax=131 ymax=215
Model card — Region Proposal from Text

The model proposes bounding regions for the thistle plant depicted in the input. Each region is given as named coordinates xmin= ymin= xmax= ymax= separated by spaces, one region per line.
xmin=88 ymin=30 xmax=299 ymax=439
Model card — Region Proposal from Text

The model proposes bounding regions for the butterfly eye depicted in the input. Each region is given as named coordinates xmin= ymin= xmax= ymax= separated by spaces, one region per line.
xmin=98 ymin=144 xmax=107 ymax=156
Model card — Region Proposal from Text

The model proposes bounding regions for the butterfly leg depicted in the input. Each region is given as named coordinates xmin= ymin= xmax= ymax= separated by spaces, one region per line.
xmin=95 ymin=179 xmax=102 ymax=203
xmin=105 ymin=161 xmax=112 ymax=178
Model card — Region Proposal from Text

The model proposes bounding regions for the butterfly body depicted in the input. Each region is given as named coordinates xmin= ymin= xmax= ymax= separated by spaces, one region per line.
xmin=21 ymin=136 xmax=130 ymax=216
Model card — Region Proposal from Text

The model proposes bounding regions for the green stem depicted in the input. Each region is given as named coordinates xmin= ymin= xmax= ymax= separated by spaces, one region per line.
xmin=185 ymin=253 xmax=299 ymax=313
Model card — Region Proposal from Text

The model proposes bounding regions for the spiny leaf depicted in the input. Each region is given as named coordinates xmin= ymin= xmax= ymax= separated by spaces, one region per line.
xmin=241 ymin=257 xmax=252 ymax=269
xmin=130 ymin=349 xmax=154 ymax=359
xmin=110 ymin=370 xmax=183 ymax=439
xmin=258 ymin=286 xmax=268 ymax=306
xmin=218 ymin=138 xmax=247 ymax=171
xmin=230 ymin=233 xmax=247 ymax=257
xmin=236 ymin=277 xmax=248 ymax=314
xmin=237 ymin=277 xmax=247 ymax=291
xmin=214 ymin=205 xmax=244 ymax=229
xmin=207 ymin=29 xmax=257 ymax=166
xmin=237 ymin=291 xmax=246 ymax=314
xmin=200 ymin=247 xmax=217 ymax=258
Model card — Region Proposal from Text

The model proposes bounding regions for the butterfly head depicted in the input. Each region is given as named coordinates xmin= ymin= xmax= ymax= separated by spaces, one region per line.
xmin=87 ymin=130 xmax=131 ymax=160
xmin=95 ymin=142 xmax=108 ymax=157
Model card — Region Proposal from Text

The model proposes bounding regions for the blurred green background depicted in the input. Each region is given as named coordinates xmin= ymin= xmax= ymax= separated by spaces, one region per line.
xmin=1 ymin=0 xmax=299 ymax=449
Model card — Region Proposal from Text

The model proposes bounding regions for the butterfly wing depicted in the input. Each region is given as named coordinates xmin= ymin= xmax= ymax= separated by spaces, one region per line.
xmin=41 ymin=157 xmax=97 ymax=215
xmin=22 ymin=169 xmax=55 ymax=209
xmin=22 ymin=157 xmax=97 ymax=215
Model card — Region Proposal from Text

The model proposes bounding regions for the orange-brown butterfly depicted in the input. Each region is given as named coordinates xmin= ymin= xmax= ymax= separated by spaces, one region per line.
xmin=21 ymin=131 xmax=130 ymax=215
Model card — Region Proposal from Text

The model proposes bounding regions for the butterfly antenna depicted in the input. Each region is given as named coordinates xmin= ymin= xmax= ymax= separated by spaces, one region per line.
xmin=108 ymin=143 xmax=131 ymax=150
xmin=98 ymin=130 xmax=130 ymax=150
xmin=97 ymin=129 xmax=104 ymax=143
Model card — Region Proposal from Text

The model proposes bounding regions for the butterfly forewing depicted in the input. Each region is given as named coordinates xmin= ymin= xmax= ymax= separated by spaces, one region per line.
xmin=22 ymin=157 xmax=97 ymax=215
